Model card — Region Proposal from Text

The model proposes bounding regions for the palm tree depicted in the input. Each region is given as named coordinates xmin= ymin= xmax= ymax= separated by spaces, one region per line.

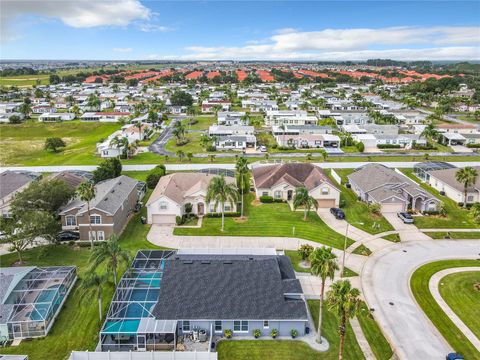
xmin=89 ymin=235 xmax=129 ymax=286
xmin=310 ymin=247 xmax=339 ymax=343
xmin=279 ymin=123 xmax=286 ymax=145
xmin=319 ymin=149 xmax=328 ymax=162
xmin=420 ymin=124 xmax=438 ymax=142
xmin=200 ymin=133 xmax=212 ymax=150
xmin=293 ymin=186 xmax=319 ymax=220
xmin=455 ymin=167 xmax=478 ymax=207
xmin=176 ymin=150 xmax=185 ymax=162
xmin=76 ymin=182 xmax=96 ymax=249
xmin=126 ymin=141 xmax=138 ymax=159
xmin=327 ymin=279 xmax=361 ymax=360
xmin=209 ymin=154 xmax=216 ymax=163
xmin=135 ymin=122 xmax=143 ymax=141
xmin=81 ymin=272 xmax=109 ymax=321
xmin=206 ymin=176 xmax=239 ymax=231
xmin=186 ymin=152 xmax=193 ymax=162
xmin=235 ymin=156 xmax=250 ymax=219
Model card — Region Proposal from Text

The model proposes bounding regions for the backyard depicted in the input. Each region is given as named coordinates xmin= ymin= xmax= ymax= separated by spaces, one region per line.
xmin=400 ymin=169 xmax=479 ymax=229
xmin=174 ymin=194 xmax=354 ymax=249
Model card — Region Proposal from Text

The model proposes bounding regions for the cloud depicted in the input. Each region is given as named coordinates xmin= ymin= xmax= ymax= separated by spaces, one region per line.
xmin=180 ymin=26 xmax=480 ymax=60
xmin=1 ymin=0 xmax=151 ymax=41
xmin=113 ymin=47 xmax=133 ymax=53
xmin=137 ymin=23 xmax=174 ymax=33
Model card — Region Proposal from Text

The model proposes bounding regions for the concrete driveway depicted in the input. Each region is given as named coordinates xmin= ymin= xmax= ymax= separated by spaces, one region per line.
xmin=361 ymin=240 xmax=480 ymax=360
xmin=382 ymin=212 xmax=432 ymax=241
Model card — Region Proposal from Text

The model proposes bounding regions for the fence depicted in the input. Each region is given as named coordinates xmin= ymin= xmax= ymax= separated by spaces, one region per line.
xmin=330 ymin=169 xmax=342 ymax=185
xmin=69 ymin=351 xmax=217 ymax=360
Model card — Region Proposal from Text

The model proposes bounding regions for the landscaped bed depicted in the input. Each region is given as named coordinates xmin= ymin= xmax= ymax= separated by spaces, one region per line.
xmin=174 ymin=194 xmax=354 ymax=249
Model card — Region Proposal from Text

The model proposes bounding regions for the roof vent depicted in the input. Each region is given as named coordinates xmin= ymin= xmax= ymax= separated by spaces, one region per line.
xmin=249 ymin=256 xmax=254 ymax=260
xmin=183 ymin=260 xmax=193 ymax=264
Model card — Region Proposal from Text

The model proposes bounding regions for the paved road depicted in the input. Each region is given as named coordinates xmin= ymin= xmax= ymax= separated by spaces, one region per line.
xmin=148 ymin=118 xmax=183 ymax=156
xmin=361 ymin=240 xmax=480 ymax=360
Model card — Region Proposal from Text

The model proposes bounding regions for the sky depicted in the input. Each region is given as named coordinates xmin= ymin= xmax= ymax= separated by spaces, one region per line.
xmin=1 ymin=0 xmax=480 ymax=61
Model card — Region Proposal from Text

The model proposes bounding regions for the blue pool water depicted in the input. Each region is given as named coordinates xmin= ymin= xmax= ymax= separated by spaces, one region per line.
xmin=102 ymin=319 xmax=140 ymax=334
xmin=30 ymin=285 xmax=66 ymax=321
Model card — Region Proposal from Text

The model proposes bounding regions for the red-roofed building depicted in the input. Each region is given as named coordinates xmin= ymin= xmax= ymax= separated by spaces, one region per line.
xmin=236 ymin=69 xmax=248 ymax=81
xmin=83 ymin=75 xmax=109 ymax=84
xmin=185 ymin=71 xmax=204 ymax=80
xmin=256 ymin=70 xmax=274 ymax=82
xmin=298 ymin=70 xmax=330 ymax=79
xmin=140 ymin=70 xmax=173 ymax=83
xmin=207 ymin=71 xmax=221 ymax=79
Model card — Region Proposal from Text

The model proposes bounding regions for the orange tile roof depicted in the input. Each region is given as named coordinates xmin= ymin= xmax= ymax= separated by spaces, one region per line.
xmin=207 ymin=71 xmax=221 ymax=79
xmin=236 ymin=69 xmax=248 ymax=81
xmin=256 ymin=70 xmax=274 ymax=82
xmin=185 ymin=71 xmax=203 ymax=80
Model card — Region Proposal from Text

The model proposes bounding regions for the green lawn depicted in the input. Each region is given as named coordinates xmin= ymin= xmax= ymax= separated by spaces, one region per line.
xmin=164 ymin=132 xmax=207 ymax=154
xmin=0 ymin=75 xmax=50 ymax=86
xmin=183 ymin=115 xmax=215 ymax=130
xmin=328 ymin=169 xmax=394 ymax=234
xmin=352 ymin=244 xmax=372 ymax=256
xmin=356 ymin=303 xmax=393 ymax=360
xmin=0 ymin=121 xmax=121 ymax=166
xmin=174 ymin=195 xmax=354 ymax=250
xmin=285 ymin=250 xmax=357 ymax=276
xmin=425 ymin=232 xmax=480 ymax=239
xmin=382 ymin=233 xmax=401 ymax=242
xmin=410 ymin=260 xmax=480 ymax=359
xmin=400 ymin=169 xmax=479 ymax=229
xmin=0 ymin=191 xmax=161 ymax=360
xmin=438 ymin=271 xmax=480 ymax=339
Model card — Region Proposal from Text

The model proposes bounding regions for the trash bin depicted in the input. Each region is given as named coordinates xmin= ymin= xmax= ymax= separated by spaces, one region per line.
xmin=305 ymin=327 xmax=310 ymax=334
xmin=141 ymin=216 xmax=146 ymax=224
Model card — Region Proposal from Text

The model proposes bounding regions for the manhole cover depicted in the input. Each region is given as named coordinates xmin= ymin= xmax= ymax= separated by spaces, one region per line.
xmin=389 ymin=302 xmax=394 ymax=306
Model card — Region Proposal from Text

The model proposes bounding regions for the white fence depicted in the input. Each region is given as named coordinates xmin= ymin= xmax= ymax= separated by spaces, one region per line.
xmin=69 ymin=351 xmax=217 ymax=360
xmin=330 ymin=169 xmax=342 ymax=185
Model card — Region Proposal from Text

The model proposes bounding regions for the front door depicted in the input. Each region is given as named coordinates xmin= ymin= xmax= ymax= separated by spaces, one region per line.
xmin=287 ymin=190 xmax=293 ymax=201
xmin=137 ymin=334 xmax=146 ymax=351
xmin=197 ymin=203 xmax=205 ymax=216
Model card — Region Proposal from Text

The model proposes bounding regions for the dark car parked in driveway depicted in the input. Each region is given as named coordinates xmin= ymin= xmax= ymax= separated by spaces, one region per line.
xmin=330 ymin=207 xmax=345 ymax=220
xmin=446 ymin=353 xmax=464 ymax=360
xmin=57 ymin=230 xmax=80 ymax=242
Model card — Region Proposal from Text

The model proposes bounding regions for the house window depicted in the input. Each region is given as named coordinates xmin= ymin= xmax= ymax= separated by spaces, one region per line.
xmin=274 ymin=190 xmax=282 ymax=199
xmin=97 ymin=231 xmax=105 ymax=241
xmin=90 ymin=215 xmax=101 ymax=224
xmin=182 ymin=321 xmax=190 ymax=332
xmin=233 ymin=321 xmax=248 ymax=332
xmin=321 ymin=187 xmax=330 ymax=195
xmin=224 ymin=204 xmax=231 ymax=212
xmin=262 ymin=191 xmax=269 ymax=196
xmin=467 ymin=195 xmax=474 ymax=202
xmin=214 ymin=321 xmax=222 ymax=332
xmin=209 ymin=204 xmax=215 ymax=212
xmin=89 ymin=231 xmax=97 ymax=241
xmin=65 ymin=215 xmax=76 ymax=226
xmin=159 ymin=201 xmax=168 ymax=210
xmin=263 ymin=321 xmax=269 ymax=329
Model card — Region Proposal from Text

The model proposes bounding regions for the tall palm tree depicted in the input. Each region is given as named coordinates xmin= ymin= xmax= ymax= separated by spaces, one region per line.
xmin=327 ymin=280 xmax=361 ymax=360
xmin=310 ymin=247 xmax=339 ymax=343
xmin=135 ymin=122 xmax=143 ymax=141
xmin=81 ymin=272 xmax=109 ymax=321
xmin=455 ymin=167 xmax=478 ymax=207
xmin=420 ymin=123 xmax=438 ymax=142
xmin=293 ymin=186 xmax=319 ymax=221
xmin=176 ymin=150 xmax=185 ymax=162
xmin=206 ymin=176 xmax=239 ymax=231
xmin=89 ymin=235 xmax=129 ymax=286
xmin=76 ymin=182 xmax=96 ymax=249
xmin=235 ymin=156 xmax=250 ymax=219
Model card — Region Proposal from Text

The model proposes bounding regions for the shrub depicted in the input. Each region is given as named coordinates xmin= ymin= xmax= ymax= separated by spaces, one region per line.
xmin=339 ymin=198 xmax=346 ymax=208
xmin=175 ymin=216 xmax=183 ymax=226
xmin=290 ymin=329 xmax=298 ymax=338
xmin=271 ymin=144 xmax=278 ymax=149
xmin=223 ymin=329 xmax=232 ymax=339
xmin=355 ymin=141 xmax=365 ymax=152
xmin=466 ymin=143 xmax=480 ymax=148
xmin=377 ymin=144 xmax=401 ymax=149
xmin=206 ymin=212 xmax=240 ymax=218
xmin=297 ymin=244 xmax=314 ymax=261
xmin=206 ymin=145 xmax=216 ymax=152
xmin=259 ymin=195 xmax=273 ymax=203
xmin=271 ymin=328 xmax=278 ymax=338
xmin=44 ymin=137 xmax=66 ymax=152
xmin=368 ymin=203 xmax=381 ymax=215
xmin=422 ymin=210 xmax=440 ymax=216
xmin=146 ymin=173 xmax=162 ymax=189
xmin=253 ymin=329 xmax=261 ymax=338
xmin=184 ymin=202 xmax=193 ymax=215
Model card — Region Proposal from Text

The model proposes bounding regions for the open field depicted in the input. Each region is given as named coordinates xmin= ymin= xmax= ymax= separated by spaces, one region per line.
xmin=410 ymin=259 xmax=480 ymax=359
xmin=183 ymin=115 xmax=215 ymax=130
xmin=400 ymin=169 xmax=479 ymax=229
xmin=165 ymin=132 xmax=206 ymax=154
xmin=174 ymin=194 xmax=354 ymax=249
xmin=0 ymin=75 xmax=50 ymax=86
xmin=438 ymin=271 xmax=480 ymax=339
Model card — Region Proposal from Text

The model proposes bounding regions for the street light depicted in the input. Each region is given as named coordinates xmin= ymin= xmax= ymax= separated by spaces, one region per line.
xmin=341 ymin=221 xmax=364 ymax=278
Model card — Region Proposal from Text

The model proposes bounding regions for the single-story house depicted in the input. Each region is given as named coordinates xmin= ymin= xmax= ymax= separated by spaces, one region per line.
xmin=348 ymin=163 xmax=440 ymax=213
xmin=59 ymin=175 xmax=141 ymax=241
xmin=428 ymin=166 xmax=480 ymax=204
xmin=81 ymin=112 xmax=130 ymax=122
xmin=38 ymin=113 xmax=75 ymax=122
xmin=201 ymin=100 xmax=231 ymax=113
xmin=274 ymin=133 xmax=340 ymax=149
xmin=252 ymin=163 xmax=340 ymax=207
xmin=146 ymin=173 xmax=237 ymax=225
xmin=217 ymin=111 xmax=247 ymax=126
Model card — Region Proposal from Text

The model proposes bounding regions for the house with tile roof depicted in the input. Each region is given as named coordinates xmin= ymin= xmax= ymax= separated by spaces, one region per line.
xmin=427 ymin=166 xmax=480 ymax=204
xmin=252 ymin=163 xmax=340 ymax=207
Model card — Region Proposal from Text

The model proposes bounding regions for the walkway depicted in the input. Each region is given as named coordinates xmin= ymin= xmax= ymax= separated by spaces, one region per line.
xmin=361 ymin=240 xmax=479 ymax=360
xmin=429 ymin=267 xmax=480 ymax=350
xmin=350 ymin=317 xmax=376 ymax=360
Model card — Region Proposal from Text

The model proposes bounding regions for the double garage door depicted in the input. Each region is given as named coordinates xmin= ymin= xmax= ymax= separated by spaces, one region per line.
xmin=380 ymin=202 xmax=405 ymax=213
xmin=317 ymin=199 xmax=336 ymax=208
xmin=152 ymin=214 xmax=176 ymax=225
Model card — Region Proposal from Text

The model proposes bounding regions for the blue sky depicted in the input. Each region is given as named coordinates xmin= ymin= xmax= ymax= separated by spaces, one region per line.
xmin=1 ymin=1 xmax=479 ymax=60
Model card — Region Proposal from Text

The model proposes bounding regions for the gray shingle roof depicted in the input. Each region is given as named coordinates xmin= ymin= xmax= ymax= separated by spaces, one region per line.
xmin=152 ymin=255 xmax=307 ymax=321
xmin=0 ymin=171 xmax=35 ymax=199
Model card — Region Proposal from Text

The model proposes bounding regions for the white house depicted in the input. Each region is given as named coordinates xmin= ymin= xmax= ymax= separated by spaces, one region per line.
xmin=38 ymin=113 xmax=75 ymax=122
xmin=428 ymin=166 xmax=480 ymax=204
xmin=81 ymin=112 xmax=130 ymax=122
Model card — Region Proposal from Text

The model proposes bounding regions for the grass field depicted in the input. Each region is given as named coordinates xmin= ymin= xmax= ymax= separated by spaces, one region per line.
xmin=400 ymin=169 xmax=478 ymax=229
xmin=184 ymin=115 xmax=216 ymax=130
xmin=438 ymin=271 xmax=480 ymax=339
xmin=410 ymin=259 xmax=480 ymax=359
xmin=425 ymin=231 xmax=480 ymax=239
xmin=0 ymin=75 xmax=50 ymax=86
xmin=164 ymin=132 xmax=206 ymax=154
xmin=174 ymin=194 xmax=354 ymax=249
xmin=328 ymin=169 xmax=394 ymax=234
xmin=0 ymin=121 xmax=120 ymax=166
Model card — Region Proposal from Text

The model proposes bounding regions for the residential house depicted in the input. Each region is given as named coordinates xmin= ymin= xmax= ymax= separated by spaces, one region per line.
xmin=208 ymin=125 xmax=257 ymax=150
xmin=81 ymin=112 xmax=130 ymax=122
xmin=334 ymin=112 xmax=371 ymax=126
xmin=201 ymin=100 xmax=231 ymax=113
xmin=38 ymin=113 xmax=75 ymax=122
xmin=59 ymin=175 xmax=140 ymax=241
xmin=0 ymin=171 xmax=40 ymax=218
xmin=31 ymin=104 xmax=56 ymax=114
xmin=146 ymin=173 xmax=237 ymax=225
xmin=265 ymin=110 xmax=317 ymax=126
xmin=241 ymin=99 xmax=278 ymax=112
xmin=217 ymin=111 xmax=247 ymax=126
xmin=427 ymin=166 xmax=480 ymax=204
xmin=252 ymin=163 xmax=340 ymax=207
xmin=348 ymin=163 xmax=439 ymax=212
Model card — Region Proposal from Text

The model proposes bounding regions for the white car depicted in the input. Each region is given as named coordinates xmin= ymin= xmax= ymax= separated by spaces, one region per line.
xmin=259 ymin=146 xmax=267 ymax=152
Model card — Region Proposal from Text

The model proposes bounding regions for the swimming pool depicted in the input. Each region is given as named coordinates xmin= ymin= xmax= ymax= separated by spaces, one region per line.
xmin=102 ymin=319 xmax=140 ymax=334
xmin=30 ymin=285 xmax=66 ymax=321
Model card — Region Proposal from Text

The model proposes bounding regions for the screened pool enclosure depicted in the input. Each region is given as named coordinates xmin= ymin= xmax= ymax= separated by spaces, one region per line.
xmin=1 ymin=266 xmax=77 ymax=339
xmin=100 ymin=250 xmax=177 ymax=351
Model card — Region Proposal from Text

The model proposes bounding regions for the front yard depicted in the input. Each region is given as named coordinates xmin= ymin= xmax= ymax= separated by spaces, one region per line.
xmin=174 ymin=194 xmax=354 ymax=249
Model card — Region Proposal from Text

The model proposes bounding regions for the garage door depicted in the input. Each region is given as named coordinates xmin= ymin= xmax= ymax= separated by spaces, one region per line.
xmin=152 ymin=214 xmax=176 ymax=225
xmin=380 ymin=203 xmax=404 ymax=213
xmin=317 ymin=199 xmax=336 ymax=208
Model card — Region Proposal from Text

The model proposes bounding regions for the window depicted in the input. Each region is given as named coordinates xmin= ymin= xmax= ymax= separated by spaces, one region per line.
xmin=274 ymin=190 xmax=282 ymax=199
xmin=224 ymin=204 xmax=231 ymax=212
xmin=90 ymin=215 xmax=101 ymax=224
xmin=467 ymin=195 xmax=474 ymax=202
xmin=182 ymin=321 xmax=190 ymax=332
xmin=214 ymin=321 xmax=222 ymax=332
xmin=159 ymin=202 xmax=168 ymax=210
xmin=209 ymin=205 xmax=215 ymax=212
xmin=97 ymin=231 xmax=105 ymax=241
xmin=263 ymin=320 xmax=269 ymax=329
xmin=233 ymin=321 xmax=248 ymax=332
xmin=321 ymin=187 xmax=330 ymax=195
xmin=89 ymin=231 xmax=97 ymax=241
xmin=262 ymin=191 xmax=269 ymax=197
xmin=65 ymin=215 xmax=76 ymax=226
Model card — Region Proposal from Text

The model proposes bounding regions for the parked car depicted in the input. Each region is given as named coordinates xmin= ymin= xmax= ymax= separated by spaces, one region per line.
xmin=397 ymin=212 xmax=414 ymax=224
xmin=330 ymin=207 xmax=345 ymax=220
xmin=446 ymin=353 xmax=464 ymax=360
xmin=259 ymin=145 xmax=267 ymax=152
xmin=57 ymin=230 xmax=80 ymax=242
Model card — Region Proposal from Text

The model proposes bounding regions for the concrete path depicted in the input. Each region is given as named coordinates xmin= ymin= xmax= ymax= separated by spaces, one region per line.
xmin=429 ymin=267 xmax=480 ymax=350
xmin=361 ymin=240 xmax=480 ymax=360
xmin=350 ymin=317 xmax=376 ymax=360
